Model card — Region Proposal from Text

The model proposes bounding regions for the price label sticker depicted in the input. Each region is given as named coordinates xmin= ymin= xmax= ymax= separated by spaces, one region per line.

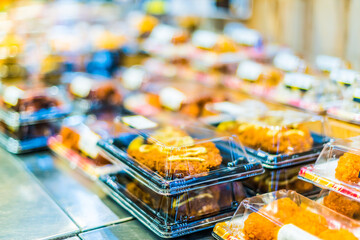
xmin=330 ymin=69 xmax=360 ymax=86
xmin=191 ymin=30 xmax=219 ymax=49
xmin=78 ymin=126 xmax=101 ymax=159
xmin=122 ymin=66 xmax=146 ymax=90
xmin=159 ymin=87 xmax=186 ymax=111
xmin=122 ymin=115 xmax=158 ymax=130
xmin=149 ymin=24 xmax=177 ymax=44
xmin=284 ymin=73 xmax=314 ymax=91
xmin=236 ymin=60 xmax=263 ymax=81
xmin=3 ymin=86 xmax=24 ymax=106
xmin=273 ymin=52 xmax=301 ymax=72
xmin=315 ymin=55 xmax=344 ymax=72
xmin=70 ymin=76 xmax=93 ymax=98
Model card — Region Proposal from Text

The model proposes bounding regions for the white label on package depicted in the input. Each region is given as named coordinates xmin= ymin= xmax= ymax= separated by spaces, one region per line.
xmin=78 ymin=126 xmax=101 ymax=159
xmin=277 ymin=224 xmax=320 ymax=240
xmin=315 ymin=55 xmax=344 ymax=72
xmin=236 ymin=60 xmax=263 ymax=81
xmin=70 ymin=76 xmax=93 ymax=98
xmin=230 ymin=28 xmax=261 ymax=46
xmin=149 ymin=24 xmax=177 ymax=44
xmin=330 ymin=68 xmax=360 ymax=86
xmin=273 ymin=52 xmax=301 ymax=72
xmin=122 ymin=66 xmax=146 ymax=90
xmin=284 ymin=73 xmax=314 ymax=91
xmin=191 ymin=30 xmax=219 ymax=49
xmin=122 ymin=115 xmax=158 ymax=130
xmin=3 ymin=86 xmax=25 ymax=106
xmin=212 ymin=102 xmax=247 ymax=115
xmin=353 ymin=88 xmax=360 ymax=100
xmin=159 ymin=87 xmax=186 ymax=111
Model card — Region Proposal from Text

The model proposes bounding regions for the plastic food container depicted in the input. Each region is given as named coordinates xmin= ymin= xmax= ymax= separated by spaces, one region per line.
xmin=224 ymin=60 xmax=283 ymax=98
xmin=64 ymin=73 xmax=124 ymax=113
xmin=98 ymin=115 xmax=264 ymax=194
xmin=243 ymin=163 xmax=320 ymax=197
xmin=0 ymin=85 xmax=71 ymax=153
xmin=213 ymin=190 xmax=360 ymax=240
xmin=271 ymin=73 xmax=340 ymax=114
xmin=99 ymin=170 xmax=250 ymax=238
xmin=299 ymin=137 xmax=360 ymax=202
xmin=124 ymin=81 xmax=224 ymax=118
xmin=214 ymin=110 xmax=329 ymax=169
xmin=317 ymin=189 xmax=360 ymax=221
xmin=48 ymin=114 xmax=126 ymax=179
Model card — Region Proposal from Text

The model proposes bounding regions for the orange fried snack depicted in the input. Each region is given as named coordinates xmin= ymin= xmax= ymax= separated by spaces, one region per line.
xmin=335 ymin=152 xmax=360 ymax=183
xmin=323 ymin=191 xmax=360 ymax=218
xmin=318 ymin=229 xmax=358 ymax=240
xmin=127 ymin=127 xmax=222 ymax=178
xmin=243 ymin=198 xmax=329 ymax=240
xmin=59 ymin=126 xmax=80 ymax=150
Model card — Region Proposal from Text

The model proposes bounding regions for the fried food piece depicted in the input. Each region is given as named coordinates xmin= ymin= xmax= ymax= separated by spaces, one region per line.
xmin=262 ymin=198 xmax=299 ymax=222
xmin=244 ymin=211 xmax=279 ymax=240
xmin=286 ymin=208 xmax=328 ymax=236
xmin=213 ymin=36 xmax=238 ymax=53
xmin=323 ymin=191 xmax=360 ymax=218
xmin=59 ymin=126 xmax=80 ymax=150
xmin=127 ymin=127 xmax=222 ymax=178
xmin=318 ymin=229 xmax=358 ymax=240
xmin=335 ymin=152 xmax=360 ymax=183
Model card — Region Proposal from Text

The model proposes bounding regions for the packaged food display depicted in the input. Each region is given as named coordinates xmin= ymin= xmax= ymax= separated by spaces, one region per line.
xmin=124 ymin=81 xmax=224 ymax=118
xmin=299 ymin=137 xmax=360 ymax=202
xmin=224 ymin=60 xmax=283 ymax=98
xmin=243 ymin=163 xmax=320 ymax=197
xmin=64 ymin=73 xmax=124 ymax=113
xmin=213 ymin=190 xmax=360 ymax=240
xmin=270 ymin=73 xmax=341 ymax=114
xmin=215 ymin=110 xmax=328 ymax=168
xmin=48 ymin=114 xmax=126 ymax=178
xmin=100 ymin=170 xmax=249 ymax=238
xmin=98 ymin=115 xmax=264 ymax=195
xmin=0 ymin=85 xmax=71 ymax=131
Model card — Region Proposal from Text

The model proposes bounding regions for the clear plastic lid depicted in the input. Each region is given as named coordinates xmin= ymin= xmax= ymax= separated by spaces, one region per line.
xmin=215 ymin=110 xmax=328 ymax=168
xmin=98 ymin=115 xmax=263 ymax=195
xmin=317 ymin=189 xmax=360 ymax=221
xmin=299 ymin=137 xmax=360 ymax=202
xmin=100 ymin=170 xmax=249 ymax=238
xmin=48 ymin=113 xmax=127 ymax=178
xmin=243 ymin=163 xmax=320 ymax=197
xmin=0 ymin=85 xmax=71 ymax=129
xmin=213 ymin=190 xmax=360 ymax=240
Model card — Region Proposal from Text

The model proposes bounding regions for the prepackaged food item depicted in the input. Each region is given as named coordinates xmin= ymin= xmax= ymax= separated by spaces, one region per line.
xmin=100 ymin=170 xmax=249 ymax=238
xmin=299 ymin=137 xmax=360 ymax=202
xmin=98 ymin=115 xmax=263 ymax=194
xmin=0 ymin=84 xmax=71 ymax=153
xmin=212 ymin=190 xmax=360 ymax=240
xmin=48 ymin=114 xmax=126 ymax=178
xmin=317 ymin=190 xmax=360 ymax=220
xmin=271 ymin=73 xmax=341 ymax=114
xmin=65 ymin=73 xmax=123 ymax=113
xmin=124 ymin=81 xmax=223 ymax=118
xmin=215 ymin=110 xmax=328 ymax=168
xmin=243 ymin=163 xmax=320 ymax=197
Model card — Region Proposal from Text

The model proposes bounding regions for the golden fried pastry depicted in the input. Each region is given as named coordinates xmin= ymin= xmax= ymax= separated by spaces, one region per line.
xmin=59 ymin=126 xmax=80 ymax=150
xmin=335 ymin=152 xmax=360 ymax=184
xmin=318 ymin=229 xmax=358 ymax=240
xmin=137 ymin=15 xmax=158 ymax=35
xmin=127 ymin=127 xmax=222 ymax=178
xmin=213 ymin=36 xmax=238 ymax=53
xmin=243 ymin=198 xmax=330 ymax=240
xmin=323 ymin=191 xmax=360 ymax=219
